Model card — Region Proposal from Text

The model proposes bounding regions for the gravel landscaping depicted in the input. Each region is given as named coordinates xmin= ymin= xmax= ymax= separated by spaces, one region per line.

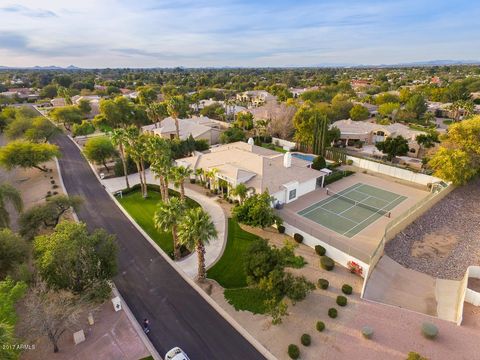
xmin=385 ymin=178 xmax=480 ymax=280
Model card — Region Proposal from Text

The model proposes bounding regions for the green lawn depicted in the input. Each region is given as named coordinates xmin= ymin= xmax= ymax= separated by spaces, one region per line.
xmin=261 ymin=143 xmax=287 ymax=153
xmin=118 ymin=187 xmax=198 ymax=256
xmin=207 ymin=219 xmax=260 ymax=288
xmin=224 ymin=287 xmax=270 ymax=314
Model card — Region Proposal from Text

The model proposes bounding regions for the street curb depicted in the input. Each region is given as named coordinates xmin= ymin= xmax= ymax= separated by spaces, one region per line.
xmin=54 ymin=145 xmax=161 ymax=360
xmin=66 ymin=135 xmax=276 ymax=360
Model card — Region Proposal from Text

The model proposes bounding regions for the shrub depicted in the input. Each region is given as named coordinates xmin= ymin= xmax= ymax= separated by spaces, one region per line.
xmin=315 ymin=245 xmax=326 ymax=256
xmin=52 ymin=184 xmax=59 ymax=189
xmin=72 ymin=120 xmax=95 ymax=137
xmin=346 ymin=159 xmax=353 ymax=165
xmin=336 ymin=295 xmax=347 ymax=306
xmin=293 ymin=233 xmax=303 ymax=243
xmin=50 ymin=180 xmax=55 ymax=184
xmin=317 ymin=278 xmax=329 ymax=290
xmin=407 ymin=352 xmax=427 ymax=360
xmin=287 ymin=344 xmax=300 ymax=359
xmin=328 ymin=308 xmax=337 ymax=318
xmin=300 ymin=333 xmax=311 ymax=346
xmin=320 ymin=256 xmax=335 ymax=271
xmin=421 ymin=322 xmax=438 ymax=340
xmin=284 ymin=274 xmax=315 ymax=303
xmin=312 ymin=156 xmax=327 ymax=170
xmin=362 ymin=326 xmax=374 ymax=339
xmin=316 ymin=321 xmax=325 ymax=332
xmin=190 ymin=178 xmax=196 ymax=184
xmin=342 ymin=284 xmax=353 ymax=295
xmin=278 ymin=225 xmax=286 ymax=234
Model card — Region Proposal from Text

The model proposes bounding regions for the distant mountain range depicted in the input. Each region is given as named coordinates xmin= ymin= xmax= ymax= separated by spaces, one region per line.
xmin=0 ymin=60 xmax=479 ymax=70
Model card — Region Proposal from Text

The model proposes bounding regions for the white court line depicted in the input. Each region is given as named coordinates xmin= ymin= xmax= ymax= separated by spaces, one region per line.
xmin=349 ymin=189 xmax=391 ymax=206
xmin=342 ymin=194 xmax=404 ymax=237
xmin=298 ymin=183 xmax=363 ymax=217
xmin=305 ymin=205 xmax=360 ymax=226
xmin=336 ymin=195 xmax=373 ymax=216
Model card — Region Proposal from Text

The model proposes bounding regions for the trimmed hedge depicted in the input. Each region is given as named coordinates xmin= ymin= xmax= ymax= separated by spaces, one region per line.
xmin=300 ymin=333 xmax=311 ymax=346
xmin=320 ymin=256 xmax=335 ymax=271
xmin=336 ymin=295 xmax=347 ymax=307
xmin=362 ymin=326 xmax=374 ymax=339
xmin=315 ymin=245 xmax=326 ymax=256
xmin=316 ymin=321 xmax=325 ymax=332
xmin=317 ymin=278 xmax=329 ymax=290
xmin=422 ymin=322 xmax=438 ymax=340
xmin=342 ymin=284 xmax=353 ymax=295
xmin=293 ymin=233 xmax=303 ymax=243
xmin=328 ymin=308 xmax=338 ymax=318
xmin=324 ymin=170 xmax=355 ymax=185
xmin=278 ymin=225 xmax=286 ymax=234
xmin=288 ymin=344 xmax=300 ymax=359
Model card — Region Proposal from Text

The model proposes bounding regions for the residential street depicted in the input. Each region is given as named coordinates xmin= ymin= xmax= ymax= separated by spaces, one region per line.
xmin=51 ymin=133 xmax=265 ymax=360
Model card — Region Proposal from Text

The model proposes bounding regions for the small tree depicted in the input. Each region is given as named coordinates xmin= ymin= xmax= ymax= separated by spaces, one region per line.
xmin=375 ymin=136 xmax=409 ymax=161
xmin=22 ymin=281 xmax=87 ymax=353
xmin=349 ymin=104 xmax=370 ymax=121
xmin=231 ymin=183 xmax=248 ymax=204
xmin=0 ymin=140 xmax=60 ymax=173
xmin=232 ymin=191 xmax=280 ymax=229
xmin=83 ymin=136 xmax=117 ymax=172
xmin=0 ymin=183 xmax=23 ymax=228
xmin=154 ymin=197 xmax=185 ymax=260
xmin=220 ymin=127 xmax=246 ymax=144
xmin=0 ymin=229 xmax=28 ymax=277
xmin=19 ymin=195 xmax=83 ymax=239
xmin=34 ymin=221 xmax=117 ymax=298
xmin=77 ymin=99 xmax=92 ymax=116
xmin=311 ymin=156 xmax=326 ymax=170
xmin=25 ymin=117 xmax=60 ymax=143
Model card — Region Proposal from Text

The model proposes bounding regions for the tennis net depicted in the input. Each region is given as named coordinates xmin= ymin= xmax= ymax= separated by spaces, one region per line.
xmin=326 ymin=188 xmax=391 ymax=218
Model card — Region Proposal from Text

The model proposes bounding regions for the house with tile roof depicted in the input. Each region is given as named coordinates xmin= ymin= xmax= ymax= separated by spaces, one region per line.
xmin=176 ymin=140 xmax=326 ymax=205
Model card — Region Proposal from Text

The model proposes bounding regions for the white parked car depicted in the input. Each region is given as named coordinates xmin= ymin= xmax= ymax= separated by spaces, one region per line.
xmin=165 ymin=347 xmax=190 ymax=360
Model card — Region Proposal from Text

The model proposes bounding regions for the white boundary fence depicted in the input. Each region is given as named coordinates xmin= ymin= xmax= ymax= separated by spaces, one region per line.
xmin=346 ymin=155 xmax=442 ymax=186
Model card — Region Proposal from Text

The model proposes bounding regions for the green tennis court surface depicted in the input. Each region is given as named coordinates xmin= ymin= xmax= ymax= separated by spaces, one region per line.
xmin=298 ymin=183 xmax=407 ymax=238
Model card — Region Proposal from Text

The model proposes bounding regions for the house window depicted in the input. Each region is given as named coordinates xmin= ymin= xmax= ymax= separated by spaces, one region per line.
xmin=289 ymin=189 xmax=297 ymax=200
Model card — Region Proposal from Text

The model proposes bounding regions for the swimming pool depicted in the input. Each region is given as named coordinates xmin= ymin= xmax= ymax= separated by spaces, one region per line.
xmin=292 ymin=153 xmax=316 ymax=162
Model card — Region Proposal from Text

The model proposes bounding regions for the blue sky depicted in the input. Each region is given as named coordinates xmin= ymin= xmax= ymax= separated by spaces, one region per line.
xmin=0 ymin=0 xmax=479 ymax=67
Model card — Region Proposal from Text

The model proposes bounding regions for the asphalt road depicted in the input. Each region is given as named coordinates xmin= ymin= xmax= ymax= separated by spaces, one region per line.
xmin=52 ymin=133 xmax=265 ymax=360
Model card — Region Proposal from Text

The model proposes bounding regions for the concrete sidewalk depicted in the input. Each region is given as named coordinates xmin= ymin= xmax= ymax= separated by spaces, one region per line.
xmin=102 ymin=170 xmax=227 ymax=278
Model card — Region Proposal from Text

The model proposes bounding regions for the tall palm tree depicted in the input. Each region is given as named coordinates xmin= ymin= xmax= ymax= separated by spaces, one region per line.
xmin=125 ymin=127 xmax=148 ymax=197
xmin=110 ymin=128 xmax=130 ymax=189
xmin=171 ymin=166 xmax=193 ymax=201
xmin=146 ymin=136 xmax=172 ymax=202
xmin=154 ymin=197 xmax=184 ymax=260
xmin=146 ymin=102 xmax=167 ymax=128
xmin=177 ymin=207 xmax=217 ymax=282
xmin=166 ymin=96 xmax=186 ymax=139
xmin=0 ymin=183 xmax=23 ymax=228
xmin=204 ymin=168 xmax=218 ymax=190
xmin=195 ymin=168 xmax=204 ymax=183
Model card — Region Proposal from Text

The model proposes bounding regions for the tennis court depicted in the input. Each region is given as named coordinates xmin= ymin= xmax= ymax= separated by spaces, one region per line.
xmin=298 ymin=183 xmax=407 ymax=238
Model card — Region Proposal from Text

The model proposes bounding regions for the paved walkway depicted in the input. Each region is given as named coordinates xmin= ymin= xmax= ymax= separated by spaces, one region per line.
xmin=363 ymin=255 xmax=462 ymax=322
xmin=102 ymin=170 xmax=227 ymax=278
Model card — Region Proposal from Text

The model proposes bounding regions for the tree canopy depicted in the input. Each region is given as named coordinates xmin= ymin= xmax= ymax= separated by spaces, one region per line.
xmin=83 ymin=136 xmax=117 ymax=171
xmin=0 ymin=140 xmax=60 ymax=172
xmin=375 ymin=135 xmax=409 ymax=161
xmin=34 ymin=221 xmax=117 ymax=298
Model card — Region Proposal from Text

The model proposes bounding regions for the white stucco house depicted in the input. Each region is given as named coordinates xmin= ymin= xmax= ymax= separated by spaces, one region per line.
xmin=176 ymin=140 xmax=327 ymax=205
xmin=142 ymin=116 xmax=226 ymax=145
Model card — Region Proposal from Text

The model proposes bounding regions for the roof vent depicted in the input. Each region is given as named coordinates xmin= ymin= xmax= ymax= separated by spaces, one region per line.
xmin=247 ymin=137 xmax=254 ymax=145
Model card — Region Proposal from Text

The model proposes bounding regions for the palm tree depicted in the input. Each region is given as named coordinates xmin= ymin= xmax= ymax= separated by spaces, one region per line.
xmin=171 ymin=166 xmax=193 ymax=201
xmin=231 ymin=183 xmax=248 ymax=204
xmin=194 ymin=168 xmax=204 ymax=183
xmin=177 ymin=207 xmax=217 ymax=282
xmin=204 ymin=168 xmax=218 ymax=190
xmin=166 ymin=96 xmax=186 ymax=139
xmin=154 ymin=197 xmax=184 ymax=260
xmin=0 ymin=183 xmax=23 ymax=228
xmin=125 ymin=127 xmax=148 ymax=198
xmin=146 ymin=136 xmax=172 ymax=202
xmin=146 ymin=102 xmax=167 ymax=128
xmin=110 ymin=128 xmax=130 ymax=189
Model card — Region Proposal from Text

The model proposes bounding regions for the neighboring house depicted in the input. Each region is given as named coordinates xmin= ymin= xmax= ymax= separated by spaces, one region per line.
xmin=289 ymin=87 xmax=319 ymax=98
xmin=71 ymin=95 xmax=101 ymax=118
xmin=353 ymin=101 xmax=378 ymax=117
xmin=351 ymin=79 xmax=371 ymax=91
xmin=1 ymin=88 xmax=39 ymax=100
xmin=176 ymin=141 xmax=326 ymax=205
xmin=142 ymin=116 xmax=226 ymax=145
xmin=236 ymin=90 xmax=276 ymax=107
xmin=50 ymin=97 xmax=66 ymax=107
xmin=332 ymin=119 xmax=426 ymax=157
xmin=194 ymin=99 xmax=246 ymax=116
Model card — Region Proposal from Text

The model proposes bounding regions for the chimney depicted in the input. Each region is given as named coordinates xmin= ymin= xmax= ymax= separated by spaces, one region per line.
xmin=283 ymin=152 xmax=292 ymax=168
